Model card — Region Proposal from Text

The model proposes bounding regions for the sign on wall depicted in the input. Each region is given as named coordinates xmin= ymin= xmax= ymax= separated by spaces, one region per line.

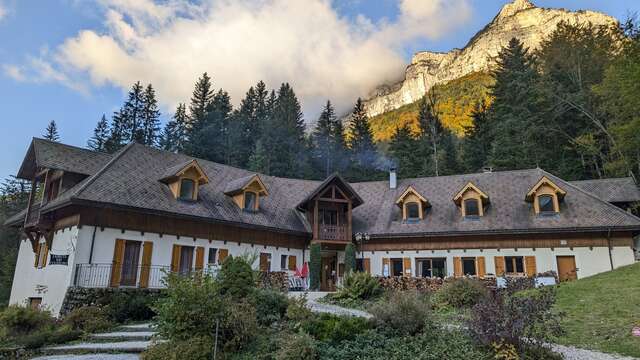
xmin=49 ymin=254 xmax=69 ymax=265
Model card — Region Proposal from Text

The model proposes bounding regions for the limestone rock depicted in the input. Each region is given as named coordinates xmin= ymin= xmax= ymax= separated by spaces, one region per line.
xmin=364 ymin=0 xmax=617 ymax=118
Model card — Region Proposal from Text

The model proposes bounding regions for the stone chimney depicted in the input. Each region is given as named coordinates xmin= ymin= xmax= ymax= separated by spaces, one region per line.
xmin=389 ymin=168 xmax=397 ymax=189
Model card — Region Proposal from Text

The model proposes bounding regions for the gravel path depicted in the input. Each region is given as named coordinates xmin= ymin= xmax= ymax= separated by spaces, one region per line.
xmin=288 ymin=291 xmax=373 ymax=319
xmin=551 ymin=344 xmax=638 ymax=360
xmin=91 ymin=331 xmax=155 ymax=339
xmin=45 ymin=340 xmax=152 ymax=352
xmin=32 ymin=355 xmax=139 ymax=360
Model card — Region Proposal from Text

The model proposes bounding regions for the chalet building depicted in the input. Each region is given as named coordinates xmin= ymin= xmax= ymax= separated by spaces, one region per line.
xmin=6 ymin=138 xmax=640 ymax=315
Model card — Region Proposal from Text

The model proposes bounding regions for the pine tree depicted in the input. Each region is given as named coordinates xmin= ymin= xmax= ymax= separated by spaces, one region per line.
xmin=160 ymin=103 xmax=188 ymax=152
xmin=461 ymin=101 xmax=492 ymax=172
xmin=488 ymin=38 xmax=540 ymax=170
xmin=388 ymin=124 xmax=420 ymax=179
xmin=346 ymin=98 xmax=382 ymax=181
xmin=121 ymin=81 xmax=146 ymax=143
xmin=186 ymin=89 xmax=232 ymax=164
xmin=248 ymin=139 xmax=268 ymax=173
xmin=312 ymin=101 xmax=336 ymax=177
xmin=188 ymin=72 xmax=214 ymax=134
xmin=88 ymin=114 xmax=109 ymax=151
xmin=105 ymin=110 xmax=127 ymax=153
xmin=43 ymin=120 xmax=60 ymax=141
xmin=141 ymin=84 xmax=161 ymax=146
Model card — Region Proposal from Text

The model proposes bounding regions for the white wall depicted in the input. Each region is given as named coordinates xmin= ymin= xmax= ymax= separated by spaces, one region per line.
xmin=9 ymin=226 xmax=80 ymax=315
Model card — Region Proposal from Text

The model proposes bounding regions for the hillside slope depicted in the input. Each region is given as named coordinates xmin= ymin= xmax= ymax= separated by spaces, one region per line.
xmin=368 ymin=72 xmax=493 ymax=141
xmin=554 ymin=262 xmax=640 ymax=357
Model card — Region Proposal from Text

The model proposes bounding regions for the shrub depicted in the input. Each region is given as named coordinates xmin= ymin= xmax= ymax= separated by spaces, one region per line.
xmin=141 ymin=337 xmax=213 ymax=360
xmin=466 ymin=287 xmax=564 ymax=356
xmin=333 ymin=271 xmax=381 ymax=302
xmin=63 ymin=306 xmax=113 ymax=333
xmin=252 ymin=289 xmax=288 ymax=326
xmin=104 ymin=292 xmax=156 ymax=323
xmin=302 ymin=313 xmax=370 ymax=343
xmin=154 ymin=272 xmax=226 ymax=341
xmin=437 ymin=278 xmax=488 ymax=308
xmin=218 ymin=255 xmax=256 ymax=299
xmin=369 ymin=291 xmax=431 ymax=335
xmin=19 ymin=326 xmax=83 ymax=349
xmin=309 ymin=244 xmax=321 ymax=290
xmin=344 ymin=243 xmax=357 ymax=274
xmin=276 ymin=332 xmax=317 ymax=360
xmin=285 ymin=294 xmax=313 ymax=327
xmin=222 ymin=300 xmax=258 ymax=352
xmin=0 ymin=305 xmax=54 ymax=338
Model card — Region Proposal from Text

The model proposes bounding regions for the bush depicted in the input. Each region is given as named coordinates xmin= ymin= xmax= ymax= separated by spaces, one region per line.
xmin=333 ymin=271 xmax=381 ymax=302
xmin=285 ymin=294 xmax=313 ymax=327
xmin=223 ymin=300 xmax=258 ymax=352
xmin=309 ymin=244 xmax=321 ymax=290
xmin=436 ymin=278 xmax=488 ymax=308
xmin=104 ymin=292 xmax=156 ymax=323
xmin=141 ymin=337 xmax=213 ymax=360
xmin=63 ymin=306 xmax=113 ymax=333
xmin=0 ymin=305 xmax=54 ymax=338
xmin=276 ymin=332 xmax=317 ymax=360
xmin=466 ymin=287 xmax=564 ymax=356
xmin=253 ymin=289 xmax=288 ymax=326
xmin=19 ymin=326 xmax=83 ymax=349
xmin=302 ymin=313 xmax=370 ymax=343
xmin=369 ymin=291 xmax=431 ymax=335
xmin=218 ymin=255 xmax=256 ymax=299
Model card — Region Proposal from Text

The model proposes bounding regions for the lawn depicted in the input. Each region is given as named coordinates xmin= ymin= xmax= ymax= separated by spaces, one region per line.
xmin=553 ymin=262 xmax=640 ymax=357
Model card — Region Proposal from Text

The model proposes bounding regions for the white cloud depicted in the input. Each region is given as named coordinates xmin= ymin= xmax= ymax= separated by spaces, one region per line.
xmin=0 ymin=3 xmax=6 ymax=21
xmin=6 ymin=0 xmax=472 ymax=118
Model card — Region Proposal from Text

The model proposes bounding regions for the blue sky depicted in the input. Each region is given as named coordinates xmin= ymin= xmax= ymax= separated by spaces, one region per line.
xmin=0 ymin=0 xmax=638 ymax=181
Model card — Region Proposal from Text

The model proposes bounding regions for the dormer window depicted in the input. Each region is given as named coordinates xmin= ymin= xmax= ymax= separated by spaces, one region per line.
xmin=395 ymin=186 xmax=429 ymax=223
xmin=160 ymin=159 xmax=209 ymax=201
xmin=525 ymin=176 xmax=566 ymax=215
xmin=225 ymin=174 xmax=269 ymax=212
xmin=453 ymin=182 xmax=489 ymax=218
xmin=179 ymin=178 xmax=195 ymax=200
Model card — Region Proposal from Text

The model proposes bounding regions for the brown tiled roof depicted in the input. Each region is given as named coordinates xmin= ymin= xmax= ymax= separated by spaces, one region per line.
xmin=570 ymin=177 xmax=640 ymax=204
xmin=7 ymin=140 xmax=640 ymax=236
xmin=17 ymin=138 xmax=112 ymax=179
xmin=224 ymin=174 xmax=259 ymax=195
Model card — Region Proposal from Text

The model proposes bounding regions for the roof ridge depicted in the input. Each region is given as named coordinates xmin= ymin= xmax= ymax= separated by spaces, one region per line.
xmin=70 ymin=142 xmax=137 ymax=199
xmin=33 ymin=137 xmax=111 ymax=156
xmin=541 ymin=169 xmax=640 ymax=225
xmin=570 ymin=177 xmax=634 ymax=184
xmin=350 ymin=168 xmax=542 ymax=185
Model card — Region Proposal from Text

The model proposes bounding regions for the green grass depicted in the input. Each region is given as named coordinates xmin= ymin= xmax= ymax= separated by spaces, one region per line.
xmin=553 ymin=262 xmax=640 ymax=357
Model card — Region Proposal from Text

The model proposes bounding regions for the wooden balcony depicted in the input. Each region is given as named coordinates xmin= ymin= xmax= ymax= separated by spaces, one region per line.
xmin=317 ymin=224 xmax=350 ymax=242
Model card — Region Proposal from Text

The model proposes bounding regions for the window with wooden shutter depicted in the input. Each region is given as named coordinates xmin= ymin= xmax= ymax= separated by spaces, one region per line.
xmin=494 ymin=256 xmax=505 ymax=276
xmin=288 ymin=255 xmax=297 ymax=271
xmin=382 ymin=258 xmax=390 ymax=277
xmin=259 ymin=253 xmax=271 ymax=272
xmin=525 ymin=256 xmax=537 ymax=278
xmin=403 ymin=257 xmax=412 ymax=277
xmin=110 ymin=239 xmax=126 ymax=287
xmin=195 ymin=247 xmax=204 ymax=271
xmin=218 ymin=249 xmax=229 ymax=264
xmin=33 ymin=242 xmax=40 ymax=268
xmin=170 ymin=244 xmax=181 ymax=273
xmin=139 ymin=242 xmax=153 ymax=288
xmin=453 ymin=257 xmax=462 ymax=277
xmin=363 ymin=258 xmax=371 ymax=274
xmin=476 ymin=256 xmax=486 ymax=278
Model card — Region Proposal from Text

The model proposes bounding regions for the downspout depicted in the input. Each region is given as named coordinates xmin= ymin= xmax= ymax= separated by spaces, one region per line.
xmin=606 ymin=227 xmax=614 ymax=271
xmin=88 ymin=222 xmax=98 ymax=264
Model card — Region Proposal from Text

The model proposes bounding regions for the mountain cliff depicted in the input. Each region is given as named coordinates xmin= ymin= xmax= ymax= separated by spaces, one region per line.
xmin=364 ymin=0 xmax=617 ymax=119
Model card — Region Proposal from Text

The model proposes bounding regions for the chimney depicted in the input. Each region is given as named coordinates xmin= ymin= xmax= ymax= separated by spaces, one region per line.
xmin=389 ymin=168 xmax=397 ymax=189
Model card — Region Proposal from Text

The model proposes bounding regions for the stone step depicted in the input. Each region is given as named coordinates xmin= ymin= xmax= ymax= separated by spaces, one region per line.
xmin=117 ymin=323 xmax=155 ymax=332
xmin=90 ymin=331 xmax=155 ymax=341
xmin=32 ymin=354 xmax=141 ymax=360
xmin=44 ymin=340 xmax=153 ymax=354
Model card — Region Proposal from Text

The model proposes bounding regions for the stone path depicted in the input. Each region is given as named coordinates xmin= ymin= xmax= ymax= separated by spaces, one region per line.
xmin=33 ymin=323 xmax=157 ymax=360
xmin=551 ymin=344 xmax=638 ymax=360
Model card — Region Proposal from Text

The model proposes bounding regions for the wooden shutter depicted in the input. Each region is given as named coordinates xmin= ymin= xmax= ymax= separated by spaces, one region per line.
xmin=476 ymin=256 xmax=486 ymax=278
xmin=195 ymin=247 xmax=205 ymax=271
xmin=288 ymin=255 xmax=297 ymax=271
xmin=139 ymin=241 xmax=153 ymax=288
xmin=525 ymin=256 xmax=537 ymax=278
xmin=218 ymin=249 xmax=229 ymax=264
xmin=453 ymin=257 xmax=462 ymax=278
xmin=41 ymin=243 xmax=49 ymax=268
xmin=403 ymin=257 xmax=411 ymax=277
xmin=494 ymin=256 xmax=505 ymax=276
xmin=110 ymin=239 xmax=125 ymax=287
xmin=382 ymin=258 xmax=390 ymax=276
xmin=171 ymin=244 xmax=181 ymax=273
xmin=33 ymin=242 xmax=40 ymax=267
xmin=363 ymin=258 xmax=371 ymax=274
xmin=259 ymin=253 xmax=269 ymax=272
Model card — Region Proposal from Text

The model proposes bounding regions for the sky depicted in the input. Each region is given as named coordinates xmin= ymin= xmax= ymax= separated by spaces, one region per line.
xmin=0 ymin=0 xmax=638 ymax=181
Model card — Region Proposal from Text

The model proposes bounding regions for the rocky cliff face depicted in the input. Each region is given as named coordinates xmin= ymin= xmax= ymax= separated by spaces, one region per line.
xmin=364 ymin=0 xmax=617 ymax=117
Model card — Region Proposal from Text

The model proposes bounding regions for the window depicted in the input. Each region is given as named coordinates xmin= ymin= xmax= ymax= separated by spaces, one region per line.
xmin=356 ymin=259 xmax=364 ymax=272
xmin=121 ymin=240 xmax=141 ymax=286
xmin=260 ymin=253 xmax=272 ymax=272
xmin=462 ymin=257 xmax=477 ymax=276
xmin=280 ymin=254 xmax=288 ymax=269
xmin=416 ymin=258 xmax=446 ymax=278
xmin=464 ymin=199 xmax=480 ymax=217
xmin=47 ymin=178 xmax=61 ymax=202
xmin=406 ymin=202 xmax=420 ymax=222
xmin=178 ymin=246 xmax=194 ymax=274
xmin=208 ymin=248 xmax=218 ymax=265
xmin=179 ymin=179 xmax=195 ymax=200
xmin=505 ymin=256 xmax=524 ymax=275
xmin=391 ymin=258 xmax=404 ymax=277
xmin=538 ymin=194 xmax=555 ymax=213
xmin=244 ymin=191 xmax=257 ymax=211
xmin=29 ymin=297 xmax=42 ymax=310
xmin=320 ymin=209 xmax=338 ymax=225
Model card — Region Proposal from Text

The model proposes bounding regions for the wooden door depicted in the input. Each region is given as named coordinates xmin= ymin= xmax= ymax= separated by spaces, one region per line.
xmin=121 ymin=241 xmax=141 ymax=286
xmin=556 ymin=256 xmax=577 ymax=281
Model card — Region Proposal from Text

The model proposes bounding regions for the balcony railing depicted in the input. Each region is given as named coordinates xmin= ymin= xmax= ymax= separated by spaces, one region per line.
xmin=318 ymin=224 xmax=349 ymax=241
